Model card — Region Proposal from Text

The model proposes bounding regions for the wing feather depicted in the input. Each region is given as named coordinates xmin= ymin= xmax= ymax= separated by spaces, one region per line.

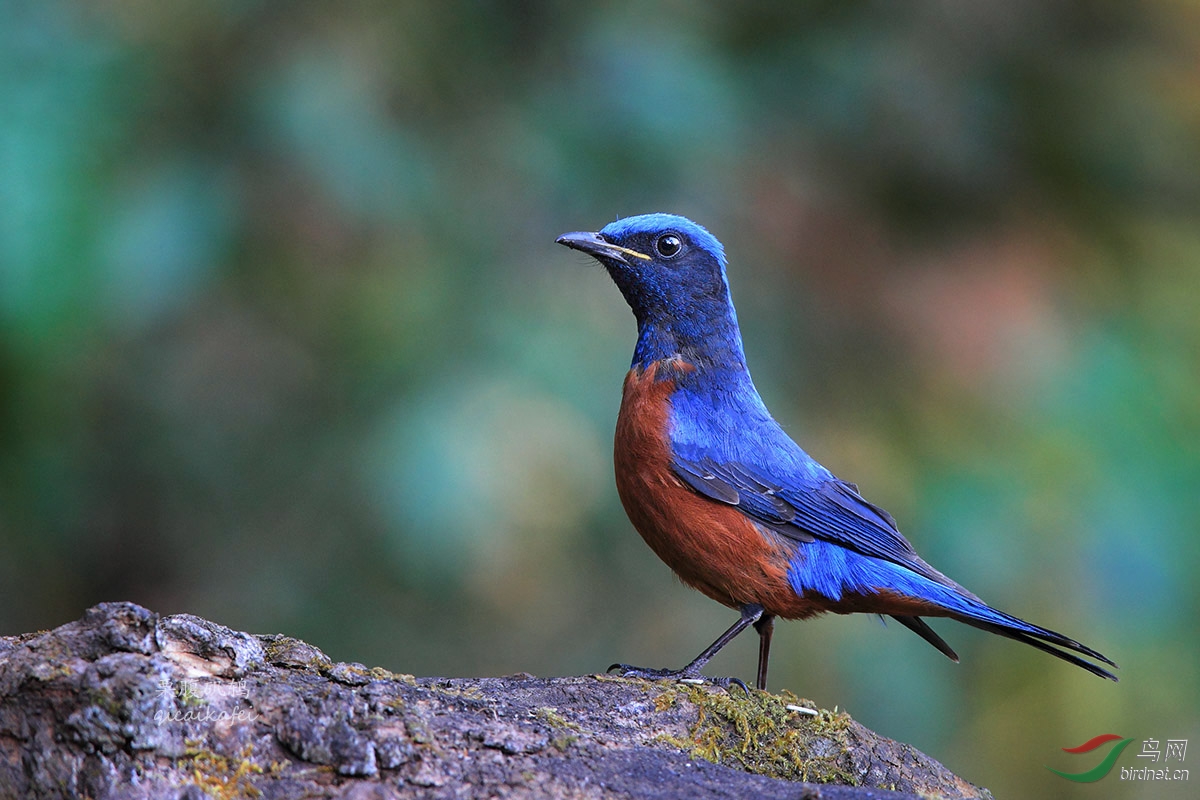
xmin=671 ymin=454 xmax=941 ymax=578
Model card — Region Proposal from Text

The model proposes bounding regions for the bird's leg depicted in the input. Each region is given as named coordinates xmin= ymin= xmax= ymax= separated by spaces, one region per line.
xmin=609 ymin=603 xmax=764 ymax=693
xmin=753 ymin=613 xmax=775 ymax=691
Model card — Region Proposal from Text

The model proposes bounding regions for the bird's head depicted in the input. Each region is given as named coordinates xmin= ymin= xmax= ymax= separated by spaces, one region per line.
xmin=556 ymin=213 xmax=743 ymax=370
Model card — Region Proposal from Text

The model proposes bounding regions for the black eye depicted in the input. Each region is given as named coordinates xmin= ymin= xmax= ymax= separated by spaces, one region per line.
xmin=655 ymin=233 xmax=683 ymax=258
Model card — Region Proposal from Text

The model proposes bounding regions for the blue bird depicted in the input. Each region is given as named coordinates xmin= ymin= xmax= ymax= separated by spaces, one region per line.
xmin=557 ymin=213 xmax=1116 ymax=691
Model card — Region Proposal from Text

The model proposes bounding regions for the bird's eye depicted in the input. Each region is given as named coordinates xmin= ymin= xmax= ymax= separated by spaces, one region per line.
xmin=655 ymin=233 xmax=683 ymax=259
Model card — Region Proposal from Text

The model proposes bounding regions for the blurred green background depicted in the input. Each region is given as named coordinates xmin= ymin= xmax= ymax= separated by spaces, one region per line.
xmin=2 ymin=1 xmax=1197 ymax=796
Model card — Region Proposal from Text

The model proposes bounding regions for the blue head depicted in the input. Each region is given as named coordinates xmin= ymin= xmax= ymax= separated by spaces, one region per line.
xmin=556 ymin=213 xmax=746 ymax=372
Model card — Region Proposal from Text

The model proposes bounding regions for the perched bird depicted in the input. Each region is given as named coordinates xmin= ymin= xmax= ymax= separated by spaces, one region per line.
xmin=556 ymin=213 xmax=1116 ymax=691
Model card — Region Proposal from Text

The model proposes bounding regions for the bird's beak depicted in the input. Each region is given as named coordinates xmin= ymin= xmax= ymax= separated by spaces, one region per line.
xmin=555 ymin=231 xmax=651 ymax=266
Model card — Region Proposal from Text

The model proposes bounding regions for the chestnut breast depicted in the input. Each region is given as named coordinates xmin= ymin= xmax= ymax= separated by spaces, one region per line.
xmin=612 ymin=360 xmax=816 ymax=618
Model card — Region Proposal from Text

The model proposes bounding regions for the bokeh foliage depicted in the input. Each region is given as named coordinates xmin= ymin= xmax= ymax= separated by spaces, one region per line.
xmin=2 ymin=1 xmax=1198 ymax=796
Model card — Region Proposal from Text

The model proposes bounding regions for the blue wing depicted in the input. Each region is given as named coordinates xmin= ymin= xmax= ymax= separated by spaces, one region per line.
xmin=670 ymin=452 xmax=947 ymax=584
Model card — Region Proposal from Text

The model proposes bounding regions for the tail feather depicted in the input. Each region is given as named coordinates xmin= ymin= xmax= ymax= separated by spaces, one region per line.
xmin=819 ymin=545 xmax=1118 ymax=680
xmin=940 ymin=592 xmax=1118 ymax=673
xmin=955 ymin=616 xmax=1118 ymax=681
xmin=876 ymin=563 xmax=1118 ymax=680
xmin=895 ymin=586 xmax=1119 ymax=681
xmin=891 ymin=615 xmax=959 ymax=662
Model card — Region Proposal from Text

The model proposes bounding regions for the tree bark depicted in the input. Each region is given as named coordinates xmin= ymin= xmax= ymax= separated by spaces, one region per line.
xmin=0 ymin=602 xmax=991 ymax=799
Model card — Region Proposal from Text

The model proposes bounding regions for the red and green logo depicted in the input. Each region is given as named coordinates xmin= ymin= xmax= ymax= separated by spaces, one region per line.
xmin=1046 ymin=734 xmax=1135 ymax=782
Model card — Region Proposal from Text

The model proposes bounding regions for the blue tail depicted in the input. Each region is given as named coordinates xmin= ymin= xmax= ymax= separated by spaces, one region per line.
xmin=788 ymin=541 xmax=1118 ymax=680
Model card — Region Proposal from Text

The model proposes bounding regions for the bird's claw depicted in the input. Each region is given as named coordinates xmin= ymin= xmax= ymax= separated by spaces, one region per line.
xmin=606 ymin=663 xmax=681 ymax=681
xmin=707 ymin=675 xmax=752 ymax=695
xmin=606 ymin=663 xmax=751 ymax=696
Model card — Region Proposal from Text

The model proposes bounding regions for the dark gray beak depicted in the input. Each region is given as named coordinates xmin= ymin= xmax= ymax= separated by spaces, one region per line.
xmin=555 ymin=231 xmax=649 ymax=266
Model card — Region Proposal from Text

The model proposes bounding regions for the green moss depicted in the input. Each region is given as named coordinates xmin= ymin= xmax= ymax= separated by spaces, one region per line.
xmin=550 ymin=733 xmax=579 ymax=751
xmin=88 ymin=687 xmax=127 ymax=718
xmin=533 ymin=706 xmax=580 ymax=731
xmin=662 ymin=685 xmax=859 ymax=785
xmin=327 ymin=662 xmax=412 ymax=684
xmin=178 ymin=681 xmax=205 ymax=708
xmin=30 ymin=659 xmax=74 ymax=681
xmin=262 ymin=636 xmax=332 ymax=671
xmin=405 ymin=717 xmax=434 ymax=745
xmin=178 ymin=745 xmax=264 ymax=799
xmin=653 ymin=690 xmax=678 ymax=712
xmin=370 ymin=666 xmax=411 ymax=683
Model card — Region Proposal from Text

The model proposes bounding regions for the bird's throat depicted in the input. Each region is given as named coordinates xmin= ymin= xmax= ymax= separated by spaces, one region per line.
xmin=631 ymin=315 xmax=747 ymax=378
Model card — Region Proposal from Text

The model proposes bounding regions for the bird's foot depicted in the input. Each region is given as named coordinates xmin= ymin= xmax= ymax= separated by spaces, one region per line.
xmin=606 ymin=663 xmax=750 ymax=695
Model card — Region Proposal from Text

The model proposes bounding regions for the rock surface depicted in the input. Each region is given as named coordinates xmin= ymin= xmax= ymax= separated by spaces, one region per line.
xmin=0 ymin=602 xmax=991 ymax=799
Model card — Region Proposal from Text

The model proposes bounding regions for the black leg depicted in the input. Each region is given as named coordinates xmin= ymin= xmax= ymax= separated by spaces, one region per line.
xmin=753 ymin=613 xmax=775 ymax=691
xmin=609 ymin=604 xmax=763 ymax=693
